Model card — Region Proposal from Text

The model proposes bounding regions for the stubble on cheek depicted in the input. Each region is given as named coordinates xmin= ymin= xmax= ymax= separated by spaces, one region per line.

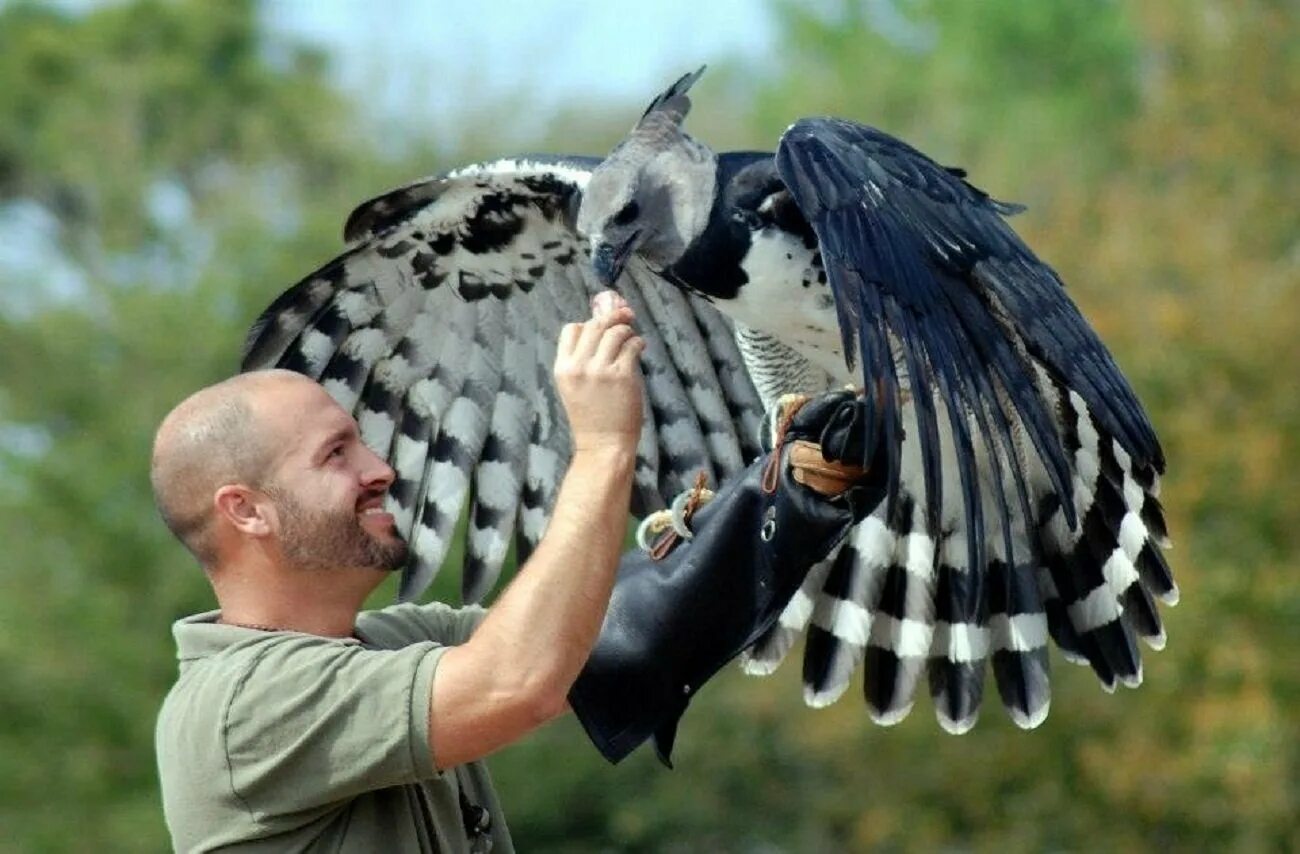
xmin=270 ymin=488 xmax=409 ymax=572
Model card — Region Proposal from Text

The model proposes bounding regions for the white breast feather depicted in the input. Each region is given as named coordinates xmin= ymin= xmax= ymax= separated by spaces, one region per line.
xmin=734 ymin=228 xmax=851 ymax=384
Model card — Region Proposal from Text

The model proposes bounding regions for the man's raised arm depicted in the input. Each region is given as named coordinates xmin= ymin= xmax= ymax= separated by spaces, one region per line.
xmin=428 ymin=292 xmax=645 ymax=770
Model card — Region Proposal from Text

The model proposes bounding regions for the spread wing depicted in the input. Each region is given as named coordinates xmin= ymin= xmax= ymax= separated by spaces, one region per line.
xmin=243 ymin=156 xmax=765 ymax=603
xmin=742 ymin=118 xmax=1174 ymax=732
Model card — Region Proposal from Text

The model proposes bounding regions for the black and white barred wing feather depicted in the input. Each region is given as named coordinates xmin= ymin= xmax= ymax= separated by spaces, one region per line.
xmin=742 ymin=118 xmax=1176 ymax=732
xmin=243 ymin=156 xmax=765 ymax=603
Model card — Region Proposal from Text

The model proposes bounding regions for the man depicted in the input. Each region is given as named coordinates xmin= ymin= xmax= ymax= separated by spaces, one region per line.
xmin=154 ymin=292 xmax=878 ymax=851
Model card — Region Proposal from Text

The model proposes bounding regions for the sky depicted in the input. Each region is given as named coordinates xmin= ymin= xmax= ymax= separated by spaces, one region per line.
xmin=0 ymin=0 xmax=785 ymax=458
xmin=262 ymin=0 xmax=778 ymax=141
xmin=0 ymin=1 xmax=782 ymax=320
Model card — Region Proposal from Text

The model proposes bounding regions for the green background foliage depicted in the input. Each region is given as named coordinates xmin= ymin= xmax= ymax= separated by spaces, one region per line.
xmin=0 ymin=1 xmax=1295 ymax=850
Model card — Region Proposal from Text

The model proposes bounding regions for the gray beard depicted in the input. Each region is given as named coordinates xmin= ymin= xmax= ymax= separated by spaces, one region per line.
xmin=267 ymin=486 xmax=408 ymax=573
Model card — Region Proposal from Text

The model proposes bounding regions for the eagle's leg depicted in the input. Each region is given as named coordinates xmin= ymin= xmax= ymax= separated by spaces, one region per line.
xmin=568 ymin=391 xmax=887 ymax=766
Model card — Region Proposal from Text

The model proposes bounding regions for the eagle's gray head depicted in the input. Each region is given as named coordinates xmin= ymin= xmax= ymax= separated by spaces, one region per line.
xmin=578 ymin=67 xmax=718 ymax=286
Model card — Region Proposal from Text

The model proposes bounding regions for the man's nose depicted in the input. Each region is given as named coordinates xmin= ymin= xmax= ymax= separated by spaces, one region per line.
xmin=360 ymin=446 xmax=396 ymax=490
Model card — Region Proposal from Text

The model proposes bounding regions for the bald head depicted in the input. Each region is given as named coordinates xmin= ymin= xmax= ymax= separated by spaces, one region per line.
xmin=150 ymin=370 xmax=305 ymax=566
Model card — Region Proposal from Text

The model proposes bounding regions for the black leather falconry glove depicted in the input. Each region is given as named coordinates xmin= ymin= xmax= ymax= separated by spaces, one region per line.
xmin=568 ymin=390 xmax=888 ymax=767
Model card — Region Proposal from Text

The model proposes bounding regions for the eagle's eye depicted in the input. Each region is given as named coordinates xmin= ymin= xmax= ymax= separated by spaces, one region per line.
xmin=612 ymin=200 xmax=640 ymax=227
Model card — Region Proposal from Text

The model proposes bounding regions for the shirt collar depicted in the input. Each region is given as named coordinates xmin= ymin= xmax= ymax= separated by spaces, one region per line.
xmin=172 ymin=610 xmax=363 ymax=661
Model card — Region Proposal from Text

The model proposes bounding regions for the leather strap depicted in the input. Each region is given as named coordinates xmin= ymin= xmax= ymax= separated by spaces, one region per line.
xmin=787 ymin=439 xmax=869 ymax=497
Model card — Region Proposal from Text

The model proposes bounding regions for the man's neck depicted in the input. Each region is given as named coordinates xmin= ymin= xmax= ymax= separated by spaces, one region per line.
xmin=212 ymin=560 xmax=386 ymax=639
xmin=216 ymin=605 xmax=358 ymax=638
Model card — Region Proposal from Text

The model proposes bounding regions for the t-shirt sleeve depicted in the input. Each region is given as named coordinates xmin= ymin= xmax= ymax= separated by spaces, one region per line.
xmin=221 ymin=635 xmax=445 ymax=816
xmin=356 ymin=600 xmax=489 ymax=648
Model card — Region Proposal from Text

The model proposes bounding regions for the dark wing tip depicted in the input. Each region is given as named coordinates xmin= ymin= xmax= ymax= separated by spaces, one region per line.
xmin=779 ymin=116 xmax=833 ymax=145
xmin=942 ymin=165 xmax=1026 ymax=215
xmin=239 ymin=258 xmax=343 ymax=370
xmin=240 ymin=305 xmax=278 ymax=369
xmin=343 ymin=178 xmax=445 ymax=243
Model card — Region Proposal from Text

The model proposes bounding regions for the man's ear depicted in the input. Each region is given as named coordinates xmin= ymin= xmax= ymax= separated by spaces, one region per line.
xmin=214 ymin=484 xmax=274 ymax=537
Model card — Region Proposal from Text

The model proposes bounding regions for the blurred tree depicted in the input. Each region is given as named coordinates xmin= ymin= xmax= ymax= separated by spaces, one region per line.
xmin=0 ymin=1 xmax=426 ymax=848
xmin=751 ymin=0 xmax=1142 ymax=191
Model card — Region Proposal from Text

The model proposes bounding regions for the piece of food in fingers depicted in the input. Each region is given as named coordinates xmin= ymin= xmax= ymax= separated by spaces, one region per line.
xmin=590 ymin=289 xmax=629 ymax=320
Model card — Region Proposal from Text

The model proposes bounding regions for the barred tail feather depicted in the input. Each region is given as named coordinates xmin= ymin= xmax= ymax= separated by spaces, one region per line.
xmin=985 ymin=556 xmax=1052 ymax=728
xmin=749 ymin=361 xmax=1174 ymax=734
xmin=741 ymin=548 xmax=839 ymax=675
xmin=927 ymin=540 xmax=989 ymax=735
xmin=1039 ymin=383 xmax=1173 ymax=692
xmin=863 ymin=496 xmax=935 ymax=726
xmin=801 ymin=514 xmax=892 ymax=707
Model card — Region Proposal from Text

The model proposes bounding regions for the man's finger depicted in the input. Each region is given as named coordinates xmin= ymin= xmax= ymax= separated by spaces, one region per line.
xmin=613 ymin=335 xmax=646 ymax=371
xmin=594 ymin=323 xmax=637 ymax=365
xmin=558 ymin=322 xmax=582 ymax=357
xmin=574 ymin=308 xmax=633 ymax=358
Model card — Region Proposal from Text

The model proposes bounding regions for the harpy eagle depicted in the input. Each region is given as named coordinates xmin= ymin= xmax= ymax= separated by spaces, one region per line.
xmin=243 ymin=69 xmax=1176 ymax=734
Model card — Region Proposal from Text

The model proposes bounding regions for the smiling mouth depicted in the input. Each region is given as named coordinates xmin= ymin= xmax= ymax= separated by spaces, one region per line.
xmin=357 ymin=494 xmax=392 ymax=522
xmin=358 ymin=506 xmax=396 ymax=535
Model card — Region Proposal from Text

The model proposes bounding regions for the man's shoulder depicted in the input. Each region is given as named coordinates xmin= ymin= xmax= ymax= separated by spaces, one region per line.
xmin=158 ymin=628 xmax=465 ymax=847
xmin=156 ymin=631 xmax=364 ymax=760
xmin=169 ymin=628 xmax=349 ymax=686
xmin=357 ymin=600 xmax=488 ymax=648
xmin=155 ymin=636 xmax=276 ymax=845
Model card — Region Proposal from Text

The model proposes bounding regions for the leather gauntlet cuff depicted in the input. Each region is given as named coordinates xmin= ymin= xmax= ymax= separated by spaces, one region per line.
xmin=568 ymin=438 xmax=865 ymax=767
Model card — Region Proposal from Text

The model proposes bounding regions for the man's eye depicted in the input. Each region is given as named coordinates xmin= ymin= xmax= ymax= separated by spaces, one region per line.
xmin=328 ymin=446 xmax=344 ymax=459
xmin=612 ymin=200 xmax=639 ymax=227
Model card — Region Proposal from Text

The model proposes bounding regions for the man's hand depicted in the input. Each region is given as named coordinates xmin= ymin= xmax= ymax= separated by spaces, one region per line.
xmin=553 ymin=291 xmax=646 ymax=454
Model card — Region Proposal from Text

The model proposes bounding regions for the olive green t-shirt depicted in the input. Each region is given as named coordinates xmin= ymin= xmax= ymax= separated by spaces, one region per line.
xmin=156 ymin=601 xmax=513 ymax=853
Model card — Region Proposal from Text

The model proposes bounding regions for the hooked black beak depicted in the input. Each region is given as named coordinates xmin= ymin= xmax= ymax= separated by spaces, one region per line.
xmin=591 ymin=232 xmax=639 ymax=286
